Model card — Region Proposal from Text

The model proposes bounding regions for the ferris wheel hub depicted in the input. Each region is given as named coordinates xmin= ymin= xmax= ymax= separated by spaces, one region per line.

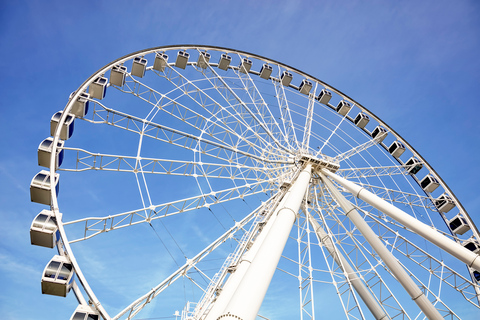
xmin=298 ymin=154 xmax=340 ymax=173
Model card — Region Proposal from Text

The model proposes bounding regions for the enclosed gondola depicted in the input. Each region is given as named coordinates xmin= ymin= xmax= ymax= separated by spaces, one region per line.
xmin=218 ymin=53 xmax=232 ymax=71
xmin=405 ymin=157 xmax=423 ymax=175
xmin=153 ymin=53 xmax=169 ymax=72
xmin=298 ymin=79 xmax=313 ymax=95
xmin=89 ymin=76 xmax=108 ymax=100
xmin=70 ymin=305 xmax=100 ymax=320
xmin=50 ymin=111 xmax=75 ymax=140
xmin=388 ymin=141 xmax=406 ymax=158
xmin=419 ymin=174 xmax=440 ymax=193
xmin=38 ymin=137 xmax=64 ymax=169
xmin=434 ymin=193 xmax=456 ymax=213
xmin=110 ymin=65 xmax=128 ymax=87
xmin=41 ymin=255 xmax=74 ymax=297
xmin=316 ymin=88 xmax=332 ymax=105
xmin=239 ymin=58 xmax=252 ymax=74
xmin=30 ymin=170 xmax=59 ymax=205
xmin=371 ymin=125 xmax=387 ymax=142
xmin=354 ymin=113 xmax=370 ymax=129
xmin=462 ymin=238 xmax=480 ymax=254
xmin=30 ymin=209 xmax=59 ymax=248
xmin=175 ymin=50 xmax=190 ymax=69
xmin=336 ymin=100 xmax=351 ymax=116
xmin=132 ymin=57 xmax=147 ymax=78
xmin=69 ymin=92 xmax=90 ymax=118
xmin=197 ymin=51 xmax=211 ymax=69
xmin=281 ymin=70 xmax=293 ymax=86
xmin=259 ymin=64 xmax=272 ymax=79
xmin=448 ymin=214 xmax=471 ymax=235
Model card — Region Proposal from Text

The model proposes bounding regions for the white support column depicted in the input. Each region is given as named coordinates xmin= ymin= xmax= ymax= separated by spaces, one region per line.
xmin=306 ymin=211 xmax=389 ymax=320
xmin=217 ymin=164 xmax=312 ymax=320
xmin=204 ymin=195 xmax=289 ymax=320
xmin=321 ymin=168 xmax=480 ymax=272
xmin=319 ymin=172 xmax=442 ymax=320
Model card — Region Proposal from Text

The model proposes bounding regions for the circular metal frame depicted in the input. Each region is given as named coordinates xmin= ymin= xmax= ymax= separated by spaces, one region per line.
xmin=36 ymin=45 xmax=480 ymax=319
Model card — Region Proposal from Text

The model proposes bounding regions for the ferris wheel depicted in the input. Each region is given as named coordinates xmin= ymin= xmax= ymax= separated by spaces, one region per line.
xmin=30 ymin=45 xmax=480 ymax=320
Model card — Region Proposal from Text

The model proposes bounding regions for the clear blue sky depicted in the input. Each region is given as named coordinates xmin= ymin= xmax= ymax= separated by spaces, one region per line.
xmin=1 ymin=1 xmax=479 ymax=319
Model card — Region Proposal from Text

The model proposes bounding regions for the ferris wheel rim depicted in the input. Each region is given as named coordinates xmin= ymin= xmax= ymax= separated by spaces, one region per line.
xmin=41 ymin=44 xmax=479 ymax=319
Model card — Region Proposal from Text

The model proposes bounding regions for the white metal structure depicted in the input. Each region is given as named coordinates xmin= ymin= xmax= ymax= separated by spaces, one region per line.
xmin=31 ymin=45 xmax=480 ymax=320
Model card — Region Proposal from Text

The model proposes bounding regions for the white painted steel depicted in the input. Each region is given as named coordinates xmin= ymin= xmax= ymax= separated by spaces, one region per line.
xmin=306 ymin=211 xmax=389 ymax=320
xmin=34 ymin=45 xmax=480 ymax=320
xmin=219 ymin=164 xmax=312 ymax=320
xmin=320 ymin=172 xmax=443 ymax=320
xmin=321 ymin=168 xmax=480 ymax=272
xmin=203 ymin=195 xmax=288 ymax=320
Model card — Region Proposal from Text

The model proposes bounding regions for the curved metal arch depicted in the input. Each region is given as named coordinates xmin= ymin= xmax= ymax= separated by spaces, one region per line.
xmin=45 ymin=44 xmax=479 ymax=319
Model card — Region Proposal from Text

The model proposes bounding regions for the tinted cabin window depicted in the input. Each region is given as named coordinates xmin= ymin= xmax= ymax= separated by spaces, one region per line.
xmin=44 ymin=216 xmax=57 ymax=231
xmin=45 ymin=261 xmax=60 ymax=278
xmin=33 ymin=214 xmax=49 ymax=228
xmin=87 ymin=315 xmax=99 ymax=320
xmin=449 ymin=218 xmax=462 ymax=230
xmin=58 ymin=263 xmax=72 ymax=280
xmin=420 ymin=177 xmax=430 ymax=189
xmin=72 ymin=312 xmax=86 ymax=320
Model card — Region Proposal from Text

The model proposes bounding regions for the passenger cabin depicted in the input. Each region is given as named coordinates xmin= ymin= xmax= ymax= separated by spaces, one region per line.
xmin=336 ymin=100 xmax=351 ymax=116
xmin=38 ymin=137 xmax=64 ymax=169
xmin=175 ymin=50 xmax=190 ymax=69
xmin=316 ymin=89 xmax=332 ymax=105
xmin=371 ymin=126 xmax=387 ymax=142
xmin=448 ymin=213 xmax=470 ymax=235
xmin=434 ymin=193 xmax=455 ymax=213
xmin=259 ymin=64 xmax=272 ymax=79
xmin=30 ymin=210 xmax=59 ymax=248
xmin=70 ymin=305 xmax=100 ymax=320
xmin=110 ymin=65 xmax=127 ymax=87
xmin=50 ymin=111 xmax=75 ymax=140
xmin=239 ymin=58 xmax=252 ymax=74
xmin=69 ymin=92 xmax=90 ymax=117
xmin=388 ymin=141 xmax=405 ymax=158
xmin=299 ymin=79 xmax=313 ymax=95
xmin=132 ymin=57 xmax=147 ymax=78
xmin=218 ymin=54 xmax=232 ymax=70
xmin=405 ymin=157 xmax=423 ymax=175
xmin=281 ymin=71 xmax=293 ymax=86
xmin=42 ymin=255 xmax=74 ymax=297
xmin=419 ymin=174 xmax=440 ymax=193
xmin=462 ymin=238 xmax=480 ymax=254
xmin=197 ymin=51 xmax=211 ymax=69
xmin=354 ymin=113 xmax=370 ymax=129
xmin=153 ymin=53 xmax=169 ymax=72
xmin=89 ymin=77 xmax=108 ymax=100
xmin=30 ymin=170 xmax=59 ymax=205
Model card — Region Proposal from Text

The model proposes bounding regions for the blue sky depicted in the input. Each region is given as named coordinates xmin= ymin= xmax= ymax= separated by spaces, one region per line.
xmin=1 ymin=1 xmax=480 ymax=319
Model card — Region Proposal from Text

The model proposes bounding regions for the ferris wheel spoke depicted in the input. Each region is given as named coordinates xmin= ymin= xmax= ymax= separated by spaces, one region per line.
xmin=141 ymin=66 xmax=278 ymax=159
xmin=58 ymin=147 xmax=281 ymax=181
xmin=230 ymin=61 xmax=290 ymax=151
xmin=300 ymin=88 xmax=317 ymax=152
xmin=84 ymin=100 xmax=287 ymax=165
xmin=191 ymin=66 xmax=275 ymax=152
xmin=112 ymin=209 xmax=260 ymax=320
xmin=64 ymin=179 xmax=276 ymax=243
xmin=203 ymin=63 xmax=289 ymax=154
xmin=272 ymin=79 xmax=300 ymax=150
xmin=333 ymin=134 xmax=386 ymax=163
xmin=336 ymin=165 xmax=410 ymax=179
